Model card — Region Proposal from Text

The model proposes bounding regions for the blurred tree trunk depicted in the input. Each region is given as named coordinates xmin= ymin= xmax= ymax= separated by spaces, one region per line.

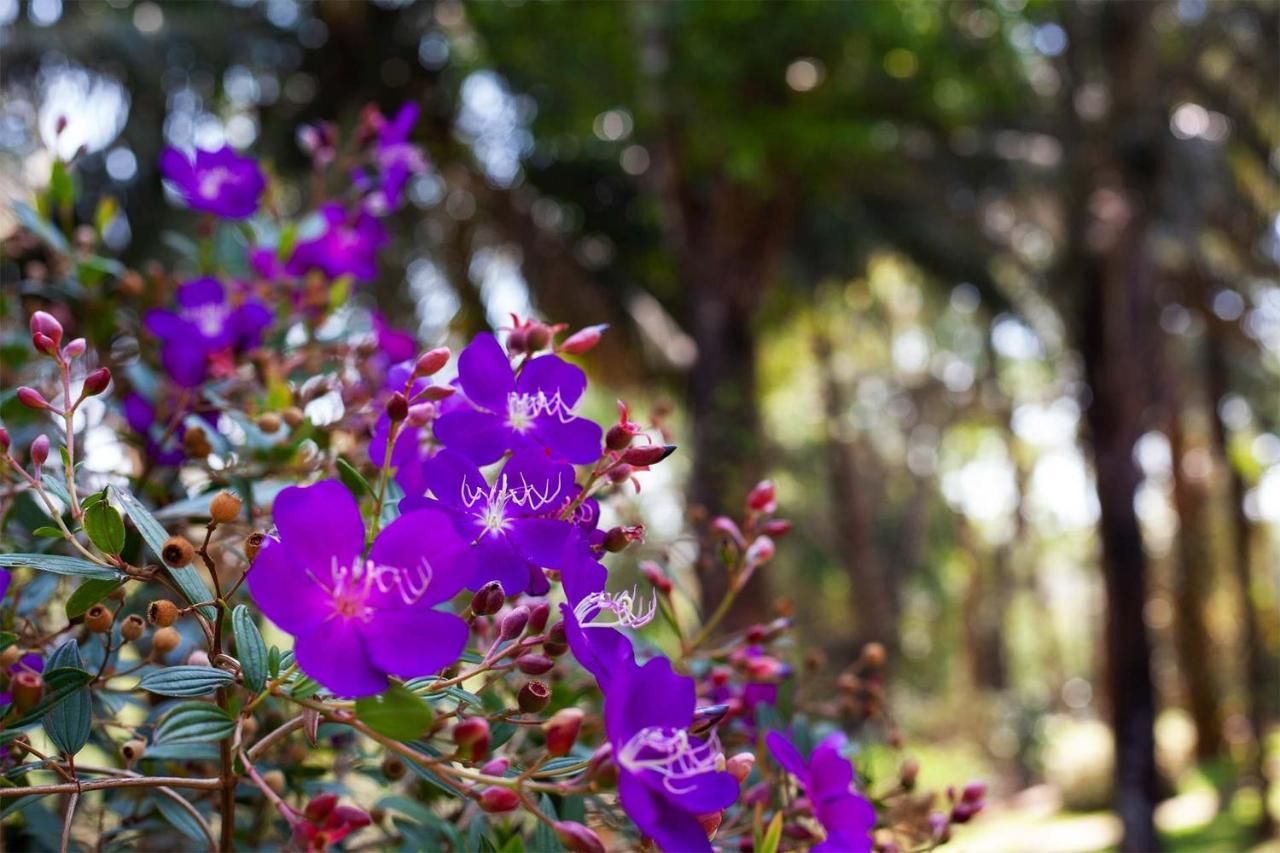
xmin=1061 ymin=3 xmax=1163 ymax=848
xmin=1204 ymin=315 xmax=1275 ymax=836
xmin=958 ymin=518 xmax=1009 ymax=691
xmin=813 ymin=331 xmax=895 ymax=651
xmin=1164 ymin=365 xmax=1224 ymax=759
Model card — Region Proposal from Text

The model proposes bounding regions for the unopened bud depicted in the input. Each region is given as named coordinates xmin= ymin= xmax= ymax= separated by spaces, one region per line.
xmin=186 ymin=649 xmax=210 ymax=666
xmin=558 ymin=324 xmax=607 ymax=355
xmin=526 ymin=325 xmax=553 ymax=352
xmin=747 ymin=480 xmax=776 ymax=513
xmin=516 ymin=654 xmax=553 ymax=675
xmin=725 ymin=752 xmax=754 ymax=783
xmin=528 ymin=602 xmax=550 ymax=634
xmin=603 ymin=525 xmax=644 ymax=553
xmin=148 ymin=599 xmax=180 ymax=627
xmin=121 ymin=614 xmax=146 ymax=642
xmin=304 ymin=793 xmax=338 ymax=823
xmin=385 ymin=392 xmax=409 ymax=422
xmin=62 ymin=338 xmax=86 ymax=359
xmin=453 ymin=717 xmax=491 ymax=762
xmin=120 ymin=738 xmax=146 ymax=764
xmin=11 ymin=672 xmax=43 ymax=711
xmin=499 ymin=605 xmax=530 ymax=640
xmin=480 ymin=757 xmax=509 ymax=776
xmin=697 ymin=812 xmax=722 ymax=838
xmin=81 ymin=367 xmax=111 ymax=397
xmin=406 ymin=403 xmax=434 ymax=427
xmin=152 ymin=626 xmax=182 ymax=655
xmin=761 ymin=519 xmax=792 ymax=538
xmin=30 ymin=435 xmax=50 ymax=467
xmin=209 ymin=491 xmax=242 ymax=524
xmin=542 ymin=707 xmax=584 ymax=757
xmin=554 ymin=821 xmax=605 ymax=853
xmin=470 ymin=582 xmax=505 ymax=616
xmin=161 ymin=536 xmax=195 ymax=567
xmin=423 ymin=385 xmax=455 ymax=401
xmin=32 ymin=333 xmax=57 ymax=355
xmin=256 ymin=412 xmax=282 ymax=433
xmin=518 ymin=680 xmax=551 ymax=713
xmin=607 ymin=463 xmax=633 ymax=484
xmin=745 ymin=536 xmax=775 ymax=566
xmin=478 ymin=786 xmax=519 ymax=813
xmin=640 ymin=561 xmax=673 ymax=595
xmin=17 ymin=387 xmax=49 ymax=411
xmin=414 ymin=347 xmax=450 ymax=376
xmin=620 ymin=444 xmax=676 ymax=466
xmin=860 ymin=642 xmax=886 ymax=669
xmin=961 ymin=780 xmax=987 ymax=804
xmin=29 ymin=311 xmax=63 ymax=348
xmin=0 ymin=426 xmax=10 ymax=453
xmin=85 ymin=604 xmax=114 ymax=633
xmin=605 ymin=424 xmax=634 ymax=451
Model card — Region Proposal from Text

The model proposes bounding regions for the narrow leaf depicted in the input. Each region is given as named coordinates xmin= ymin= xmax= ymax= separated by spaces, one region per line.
xmin=42 ymin=641 xmax=91 ymax=756
xmin=231 ymin=606 xmax=267 ymax=692
xmin=111 ymin=486 xmax=214 ymax=618
xmin=153 ymin=702 xmax=234 ymax=744
xmin=65 ymin=578 xmax=125 ymax=620
xmin=138 ymin=666 xmax=234 ymax=698
xmin=0 ymin=554 xmax=120 ymax=580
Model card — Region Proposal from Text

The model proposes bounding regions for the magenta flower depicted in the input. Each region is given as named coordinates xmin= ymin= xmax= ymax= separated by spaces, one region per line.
xmin=403 ymin=449 xmax=576 ymax=594
xmin=159 ymin=145 xmax=265 ymax=219
xmin=368 ymin=103 xmax=427 ymax=213
xmin=605 ymin=656 xmax=740 ymax=853
xmin=433 ymin=333 xmax=603 ymax=465
xmin=287 ymin=203 xmax=387 ymax=282
xmin=247 ymin=480 xmax=476 ymax=697
xmin=766 ymin=730 xmax=875 ymax=852
xmin=144 ymin=278 xmax=272 ymax=387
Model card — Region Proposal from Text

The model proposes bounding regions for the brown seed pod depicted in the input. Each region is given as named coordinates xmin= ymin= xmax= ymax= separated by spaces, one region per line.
xmin=244 ymin=531 xmax=266 ymax=562
xmin=148 ymin=599 xmax=180 ymax=627
xmin=85 ymin=604 xmax=114 ymax=633
xmin=121 ymin=614 xmax=147 ymax=642
xmin=152 ymin=626 xmax=182 ymax=655
xmin=161 ymin=536 xmax=194 ymax=568
xmin=381 ymin=755 xmax=407 ymax=781
xmin=209 ymin=491 xmax=242 ymax=524
xmin=282 ymin=407 xmax=306 ymax=428
xmin=120 ymin=739 xmax=146 ymax=764
xmin=256 ymin=412 xmax=282 ymax=433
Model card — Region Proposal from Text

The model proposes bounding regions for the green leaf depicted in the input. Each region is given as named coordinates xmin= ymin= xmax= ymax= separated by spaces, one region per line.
xmin=356 ymin=683 xmax=434 ymax=742
xmin=335 ymin=457 xmax=373 ymax=499
xmin=0 ymin=633 xmax=17 ymax=652
xmin=533 ymin=795 xmax=566 ymax=852
xmin=42 ymin=642 xmax=91 ymax=757
xmin=150 ymin=791 xmax=210 ymax=843
xmin=110 ymin=486 xmax=214 ymax=619
xmin=759 ymin=811 xmax=783 ymax=853
xmin=289 ymin=676 xmax=320 ymax=700
xmin=49 ymin=159 xmax=74 ymax=211
xmin=140 ymin=742 xmax=220 ymax=762
xmin=153 ymin=702 xmax=234 ymax=744
xmin=138 ymin=666 xmax=235 ymax=697
xmin=65 ymin=578 xmax=125 ymax=620
xmin=31 ymin=526 xmax=63 ymax=539
xmin=0 ymin=554 xmax=120 ymax=580
xmin=2 ymin=668 xmax=95 ymax=734
xmin=14 ymin=202 xmax=69 ymax=254
xmin=231 ymin=606 xmax=267 ymax=692
xmin=83 ymin=501 xmax=126 ymax=554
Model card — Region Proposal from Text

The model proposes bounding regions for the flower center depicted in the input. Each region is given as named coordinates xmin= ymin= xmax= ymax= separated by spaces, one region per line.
xmin=182 ymin=302 xmax=230 ymax=338
xmin=460 ymin=472 xmax=566 ymax=534
xmin=617 ymin=727 xmax=724 ymax=795
xmin=317 ymin=557 xmax=435 ymax=622
xmin=503 ymin=390 xmax=577 ymax=432
xmin=198 ymin=167 xmax=235 ymax=200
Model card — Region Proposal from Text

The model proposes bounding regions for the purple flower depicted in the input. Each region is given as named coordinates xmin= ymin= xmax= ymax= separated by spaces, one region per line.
xmin=287 ymin=203 xmax=387 ymax=282
xmin=766 ymin=731 xmax=875 ymax=852
xmin=433 ymin=333 xmax=603 ymax=466
xmin=159 ymin=145 xmax=265 ymax=219
xmin=403 ymin=449 xmax=576 ymax=594
xmin=559 ymin=537 xmax=641 ymax=687
xmin=144 ymin=278 xmax=272 ymax=387
xmin=372 ymin=313 xmax=418 ymax=366
xmin=247 ymin=480 xmax=476 ymax=697
xmin=605 ymin=656 xmax=740 ymax=853
xmin=366 ymin=103 xmax=427 ymax=213
xmin=123 ymin=393 xmax=188 ymax=466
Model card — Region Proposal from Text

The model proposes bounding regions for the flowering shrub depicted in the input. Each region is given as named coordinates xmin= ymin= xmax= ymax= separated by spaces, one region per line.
xmin=0 ymin=106 xmax=981 ymax=851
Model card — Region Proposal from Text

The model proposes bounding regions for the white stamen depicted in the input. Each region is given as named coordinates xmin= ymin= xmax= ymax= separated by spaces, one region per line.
xmin=460 ymin=471 xmax=566 ymax=536
xmin=504 ymin=390 xmax=578 ymax=432
xmin=183 ymin=302 xmax=230 ymax=337
xmin=617 ymin=727 xmax=724 ymax=795
xmin=573 ymin=586 xmax=657 ymax=630
xmin=312 ymin=556 xmax=435 ymax=622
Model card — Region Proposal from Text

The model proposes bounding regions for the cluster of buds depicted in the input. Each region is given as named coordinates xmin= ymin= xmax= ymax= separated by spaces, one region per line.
xmin=291 ymin=793 xmax=372 ymax=850
xmin=705 ymin=480 xmax=789 ymax=597
xmin=17 ymin=311 xmax=112 ymax=414
xmin=504 ymin=316 xmax=562 ymax=355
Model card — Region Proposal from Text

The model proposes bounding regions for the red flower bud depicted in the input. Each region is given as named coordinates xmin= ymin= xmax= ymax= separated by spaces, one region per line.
xmin=961 ymin=780 xmax=987 ymax=804
xmin=605 ymin=424 xmax=634 ymax=451
xmin=385 ymin=392 xmax=409 ymax=422
xmin=761 ymin=519 xmax=792 ymax=538
xmin=11 ymin=671 xmax=44 ymax=711
xmin=603 ymin=525 xmax=644 ymax=553
xmin=499 ymin=605 xmax=530 ymax=640
xmin=620 ymin=444 xmax=676 ymax=466
xmin=747 ymin=480 xmax=776 ymax=513
xmin=528 ymin=601 xmax=550 ymax=634
xmin=697 ymin=812 xmax=722 ymax=838
xmin=640 ymin=561 xmax=673 ymax=595
xmin=515 ymin=654 xmax=553 ymax=675
xmin=83 ymin=367 xmax=111 ymax=397
xmin=554 ymin=821 xmax=605 ymax=853
xmin=303 ymin=793 xmax=338 ymax=823
xmin=478 ymin=786 xmax=519 ymax=813
xmin=0 ymin=427 xmax=9 ymax=454
xmin=558 ymin=324 xmax=607 ymax=355
xmin=16 ymin=387 xmax=49 ymax=411
xmin=542 ymin=707 xmax=584 ymax=757
xmin=745 ymin=536 xmax=775 ymax=567
xmin=470 ymin=581 xmax=505 ymax=616
xmin=453 ymin=717 xmax=491 ymax=762
xmin=62 ymin=338 xmax=86 ymax=359
xmin=29 ymin=311 xmax=63 ymax=348
xmin=30 ymin=435 xmax=50 ymax=467
xmin=413 ymin=347 xmax=450 ymax=377
xmin=32 ymin=333 xmax=57 ymax=355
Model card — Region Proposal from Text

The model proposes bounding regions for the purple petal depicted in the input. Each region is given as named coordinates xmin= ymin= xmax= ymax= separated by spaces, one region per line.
xmin=499 ymin=452 xmax=574 ymax=515
xmin=644 ymin=763 xmax=740 ymax=815
xmin=560 ymin=534 xmax=607 ymax=606
xmin=158 ymin=147 xmax=194 ymax=186
xmin=295 ymin=619 xmax=388 ymax=698
xmin=245 ymin=538 xmax=333 ymax=635
xmin=532 ymin=415 xmax=603 ymax=464
xmin=517 ymin=354 xmax=586 ymax=408
xmin=176 ymin=277 xmax=226 ymax=308
xmin=367 ymin=509 xmax=474 ymax=608
xmin=766 ymin=731 xmax=808 ymax=780
xmin=421 ymin=449 xmax=488 ymax=511
xmin=618 ymin=772 xmax=712 ymax=853
xmin=469 ymin=537 xmax=530 ymax=594
xmin=361 ymin=608 xmax=467 ymax=680
xmin=457 ymin=333 xmax=514 ymax=412
xmin=606 ymin=656 xmax=694 ymax=743
xmin=271 ymin=480 xmax=365 ymax=575
xmin=507 ymin=518 xmax=573 ymax=567
xmin=162 ymin=340 xmax=210 ymax=388
xmin=433 ymin=409 xmax=511 ymax=466
xmin=230 ymin=302 xmax=272 ymax=350
xmin=123 ymin=393 xmax=155 ymax=435
xmin=561 ymin=602 xmax=634 ymax=688
xmin=143 ymin=309 xmax=189 ymax=341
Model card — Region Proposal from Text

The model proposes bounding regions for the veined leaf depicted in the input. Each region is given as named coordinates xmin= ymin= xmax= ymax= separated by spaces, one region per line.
xmin=82 ymin=501 xmax=126 ymax=555
xmin=1 ymin=668 xmax=95 ymax=734
xmin=0 ymin=554 xmax=120 ymax=580
xmin=42 ymin=641 xmax=91 ymax=757
xmin=138 ymin=666 xmax=234 ymax=698
xmin=152 ymin=702 xmax=234 ymax=744
xmin=231 ymin=606 xmax=267 ymax=692
xmin=65 ymin=578 xmax=125 ymax=620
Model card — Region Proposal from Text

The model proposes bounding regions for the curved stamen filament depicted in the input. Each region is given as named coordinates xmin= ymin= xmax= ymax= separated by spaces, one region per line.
xmin=573 ymin=587 xmax=657 ymax=630
xmin=618 ymin=727 xmax=724 ymax=795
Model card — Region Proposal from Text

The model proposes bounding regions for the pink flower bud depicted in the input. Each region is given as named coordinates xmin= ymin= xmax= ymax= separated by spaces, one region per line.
xmin=303 ymin=793 xmax=338 ymax=823
xmin=423 ymin=385 xmax=455 ymax=401
xmin=453 ymin=717 xmax=491 ymax=761
xmin=746 ymin=536 xmax=776 ymax=567
xmin=32 ymin=333 xmax=58 ymax=356
xmin=542 ymin=707 xmax=584 ymax=757
xmin=515 ymin=654 xmax=553 ymax=675
xmin=62 ymin=338 xmax=86 ymax=359
xmin=414 ymin=347 xmax=451 ymax=376
xmin=620 ymin=444 xmax=676 ymax=466
xmin=16 ymin=387 xmax=49 ymax=411
xmin=725 ymin=752 xmax=754 ymax=783
xmin=528 ymin=601 xmax=551 ymax=634
xmin=83 ymin=367 xmax=111 ymax=397
xmin=480 ymin=757 xmax=509 ymax=776
xmin=406 ymin=403 xmax=434 ymax=427
xmin=640 ymin=561 xmax=673 ymax=595
xmin=30 ymin=435 xmax=50 ymax=467
xmin=554 ymin=821 xmax=605 ymax=853
xmin=961 ymin=780 xmax=987 ymax=804
xmin=558 ymin=324 xmax=607 ymax=355
xmin=710 ymin=516 xmax=744 ymax=545
xmin=499 ymin=605 xmax=530 ymax=640
xmin=29 ymin=311 xmax=63 ymax=348
xmin=761 ymin=518 xmax=792 ymax=537
xmin=747 ymin=480 xmax=776 ymax=513
xmin=478 ymin=786 xmax=519 ymax=813
xmin=0 ymin=427 xmax=10 ymax=454
xmin=385 ymin=392 xmax=408 ymax=422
